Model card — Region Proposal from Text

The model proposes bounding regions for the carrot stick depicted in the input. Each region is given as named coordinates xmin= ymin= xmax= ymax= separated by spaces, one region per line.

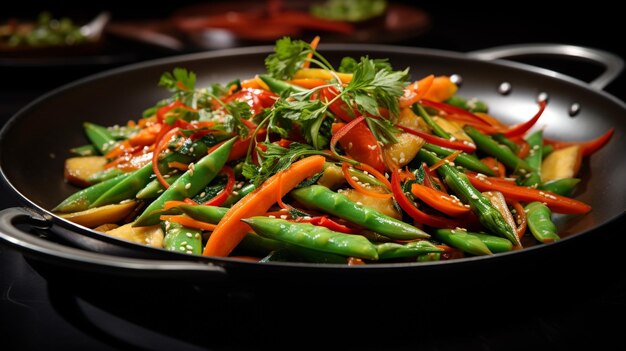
xmin=202 ymin=155 xmax=326 ymax=256
xmin=288 ymin=78 xmax=328 ymax=89
xmin=160 ymin=215 xmax=217 ymax=231
xmin=399 ymin=74 xmax=434 ymax=108
xmin=342 ymin=162 xmax=392 ymax=199
xmin=302 ymin=35 xmax=320 ymax=69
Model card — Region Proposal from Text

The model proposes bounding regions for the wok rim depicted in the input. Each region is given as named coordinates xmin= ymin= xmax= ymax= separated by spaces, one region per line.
xmin=1 ymin=43 xmax=625 ymax=271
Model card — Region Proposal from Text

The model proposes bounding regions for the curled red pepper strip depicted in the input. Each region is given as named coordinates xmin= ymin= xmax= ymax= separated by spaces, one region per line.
xmin=202 ymin=166 xmax=235 ymax=207
xmin=502 ymin=100 xmax=546 ymax=138
xmin=396 ymin=125 xmax=476 ymax=153
xmin=330 ymin=115 xmax=366 ymax=155
xmin=420 ymin=99 xmax=494 ymax=126
xmin=390 ymin=168 xmax=469 ymax=229
xmin=299 ymin=216 xmax=360 ymax=234
xmin=156 ymin=100 xmax=197 ymax=124
xmin=544 ymin=127 xmax=614 ymax=157
xmin=152 ymin=127 xmax=181 ymax=189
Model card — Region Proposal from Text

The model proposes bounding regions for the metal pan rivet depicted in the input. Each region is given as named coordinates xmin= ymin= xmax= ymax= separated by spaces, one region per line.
xmin=498 ymin=82 xmax=512 ymax=95
xmin=450 ymin=74 xmax=463 ymax=86
xmin=537 ymin=92 xmax=549 ymax=103
xmin=569 ymin=102 xmax=581 ymax=117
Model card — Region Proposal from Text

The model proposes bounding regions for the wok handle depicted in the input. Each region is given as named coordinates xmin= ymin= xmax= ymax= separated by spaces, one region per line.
xmin=468 ymin=44 xmax=624 ymax=90
xmin=0 ymin=207 xmax=228 ymax=281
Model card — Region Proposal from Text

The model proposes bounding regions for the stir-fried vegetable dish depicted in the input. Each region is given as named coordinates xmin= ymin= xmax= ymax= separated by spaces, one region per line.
xmin=53 ymin=36 xmax=614 ymax=264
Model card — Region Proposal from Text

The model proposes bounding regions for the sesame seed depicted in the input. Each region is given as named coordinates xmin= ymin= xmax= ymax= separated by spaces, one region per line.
xmin=179 ymin=246 xmax=186 ymax=251
xmin=280 ymin=215 xmax=288 ymax=219
xmin=163 ymin=174 xmax=170 ymax=178
xmin=200 ymin=192 xmax=206 ymax=197
xmin=195 ymin=233 xmax=201 ymax=238
xmin=356 ymin=201 xmax=363 ymax=206
xmin=186 ymin=244 xmax=193 ymax=250
xmin=186 ymin=250 xmax=193 ymax=254
xmin=232 ymin=191 xmax=239 ymax=196
xmin=303 ymin=216 xmax=312 ymax=220
xmin=181 ymin=241 xmax=187 ymax=245
xmin=185 ymin=183 xmax=191 ymax=189
xmin=269 ymin=215 xmax=276 ymax=218
xmin=186 ymin=232 xmax=193 ymax=237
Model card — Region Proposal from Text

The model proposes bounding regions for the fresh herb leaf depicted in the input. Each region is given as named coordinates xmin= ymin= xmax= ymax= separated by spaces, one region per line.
xmin=265 ymin=37 xmax=311 ymax=80
xmin=245 ymin=142 xmax=318 ymax=186
xmin=159 ymin=67 xmax=196 ymax=92
xmin=223 ymin=100 xmax=252 ymax=138
xmin=338 ymin=56 xmax=392 ymax=73
xmin=365 ymin=117 xmax=399 ymax=144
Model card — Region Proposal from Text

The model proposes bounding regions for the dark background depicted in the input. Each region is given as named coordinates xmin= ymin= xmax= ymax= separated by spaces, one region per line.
xmin=1 ymin=1 xmax=625 ymax=350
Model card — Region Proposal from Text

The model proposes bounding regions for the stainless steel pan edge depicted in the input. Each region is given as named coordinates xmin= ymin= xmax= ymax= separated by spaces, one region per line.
xmin=1 ymin=43 xmax=625 ymax=279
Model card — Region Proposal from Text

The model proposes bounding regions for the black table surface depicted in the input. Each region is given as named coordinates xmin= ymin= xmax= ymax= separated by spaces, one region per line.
xmin=2 ymin=4 xmax=626 ymax=350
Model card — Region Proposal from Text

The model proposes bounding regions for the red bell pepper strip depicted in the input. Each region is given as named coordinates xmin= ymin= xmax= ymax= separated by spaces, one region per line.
xmin=543 ymin=127 xmax=614 ymax=157
xmin=465 ymin=172 xmax=591 ymax=214
xmin=331 ymin=117 xmax=385 ymax=172
xmin=221 ymin=88 xmax=277 ymax=116
xmin=156 ymin=101 xmax=197 ymax=124
xmin=322 ymin=86 xmax=356 ymax=122
xmin=298 ymin=216 xmax=360 ymax=234
xmin=502 ymin=100 xmax=546 ymax=138
xmin=411 ymin=183 xmax=471 ymax=217
xmin=391 ymin=169 xmax=469 ymax=229
xmin=396 ymin=125 xmax=476 ymax=153
xmin=202 ymin=166 xmax=235 ymax=207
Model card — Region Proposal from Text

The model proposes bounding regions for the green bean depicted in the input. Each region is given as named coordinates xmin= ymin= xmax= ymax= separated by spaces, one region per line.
xmin=175 ymin=204 xmax=228 ymax=224
xmin=417 ymin=149 xmax=520 ymax=246
xmin=133 ymin=138 xmax=235 ymax=226
xmin=84 ymin=122 xmax=117 ymax=154
xmin=136 ymin=174 xmax=182 ymax=200
xmin=492 ymin=133 xmax=520 ymax=154
xmin=377 ymin=240 xmax=442 ymax=260
xmin=464 ymin=125 xmax=535 ymax=174
xmin=525 ymin=202 xmax=560 ymax=243
xmin=521 ymin=130 xmax=543 ymax=187
xmin=433 ymin=229 xmax=492 ymax=256
xmin=162 ymin=221 xmax=202 ymax=255
xmin=290 ymin=185 xmax=429 ymax=240
xmin=444 ymin=96 xmax=489 ymax=113
xmin=52 ymin=173 xmax=131 ymax=213
xmin=90 ymin=162 xmax=154 ymax=208
xmin=236 ymin=233 xmax=348 ymax=263
xmin=243 ymin=217 xmax=379 ymax=260
xmin=412 ymin=104 xmax=452 ymax=139
xmin=422 ymin=143 xmax=495 ymax=176
xmin=538 ymin=178 xmax=580 ymax=196
xmin=417 ymin=253 xmax=441 ymax=262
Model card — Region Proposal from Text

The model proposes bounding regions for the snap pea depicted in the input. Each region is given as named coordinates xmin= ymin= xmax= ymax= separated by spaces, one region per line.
xmin=90 ymin=162 xmax=154 ymax=208
xmin=417 ymin=253 xmax=441 ymax=262
xmin=162 ymin=221 xmax=203 ymax=255
xmin=521 ymin=130 xmax=543 ymax=187
xmin=444 ymin=96 xmax=488 ymax=113
xmin=242 ymin=217 xmax=379 ymax=260
xmin=258 ymin=74 xmax=307 ymax=95
xmin=433 ymin=229 xmax=492 ymax=256
xmin=412 ymin=104 xmax=452 ymax=139
xmin=84 ymin=122 xmax=117 ymax=154
xmin=492 ymin=133 xmax=520 ymax=154
xmin=538 ymin=178 xmax=580 ymax=197
xmin=525 ymin=202 xmax=560 ymax=243
xmin=422 ymin=143 xmax=495 ymax=176
xmin=87 ymin=167 xmax=125 ymax=184
xmin=465 ymin=232 xmax=513 ymax=253
xmin=464 ymin=125 xmax=535 ymax=174
xmin=133 ymin=138 xmax=235 ymax=226
xmin=136 ymin=174 xmax=182 ymax=200
xmin=70 ymin=144 xmax=99 ymax=156
xmin=52 ymin=173 xmax=131 ymax=213
xmin=222 ymin=183 xmax=256 ymax=207
xmin=236 ymin=232 xmax=347 ymax=263
xmin=290 ymin=185 xmax=429 ymax=240
xmin=174 ymin=204 xmax=229 ymax=224
xmin=417 ymin=149 xmax=520 ymax=246
xmin=377 ymin=240 xmax=442 ymax=260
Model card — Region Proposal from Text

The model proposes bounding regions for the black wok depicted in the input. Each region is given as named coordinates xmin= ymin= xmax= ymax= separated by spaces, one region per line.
xmin=1 ymin=43 xmax=625 ymax=288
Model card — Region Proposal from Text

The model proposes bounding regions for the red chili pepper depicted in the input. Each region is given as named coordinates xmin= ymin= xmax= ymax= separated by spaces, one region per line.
xmin=420 ymin=99 xmax=494 ymax=126
xmin=465 ymin=172 xmax=591 ymax=214
xmin=396 ymin=125 xmax=476 ymax=153
xmin=202 ymin=166 xmax=235 ymax=207
xmin=411 ymin=183 xmax=471 ymax=217
xmin=544 ymin=127 xmax=614 ymax=157
xmin=222 ymin=88 xmax=277 ymax=116
xmin=331 ymin=117 xmax=385 ymax=172
xmin=299 ymin=216 xmax=360 ymax=234
xmin=390 ymin=169 xmax=469 ymax=229
xmin=502 ymin=100 xmax=546 ymax=138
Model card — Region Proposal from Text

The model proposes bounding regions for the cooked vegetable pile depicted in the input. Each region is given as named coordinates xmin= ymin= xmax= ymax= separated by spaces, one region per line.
xmin=52 ymin=36 xmax=614 ymax=264
xmin=0 ymin=12 xmax=88 ymax=47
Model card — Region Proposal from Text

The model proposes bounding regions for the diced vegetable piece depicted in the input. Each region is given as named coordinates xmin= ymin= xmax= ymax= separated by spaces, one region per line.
xmin=432 ymin=116 xmax=473 ymax=143
xmin=64 ymin=156 xmax=108 ymax=187
xmin=105 ymin=223 xmax=164 ymax=247
xmin=59 ymin=201 xmax=137 ymax=228
xmin=382 ymin=132 xmax=424 ymax=167
xmin=421 ymin=76 xmax=458 ymax=102
xmin=540 ymin=145 xmax=582 ymax=183
xmin=342 ymin=188 xmax=402 ymax=219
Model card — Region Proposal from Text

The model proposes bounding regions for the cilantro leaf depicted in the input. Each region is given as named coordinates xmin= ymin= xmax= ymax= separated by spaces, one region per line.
xmin=265 ymin=37 xmax=311 ymax=80
xmin=223 ymin=100 xmax=252 ymax=138
xmin=159 ymin=67 xmax=196 ymax=92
